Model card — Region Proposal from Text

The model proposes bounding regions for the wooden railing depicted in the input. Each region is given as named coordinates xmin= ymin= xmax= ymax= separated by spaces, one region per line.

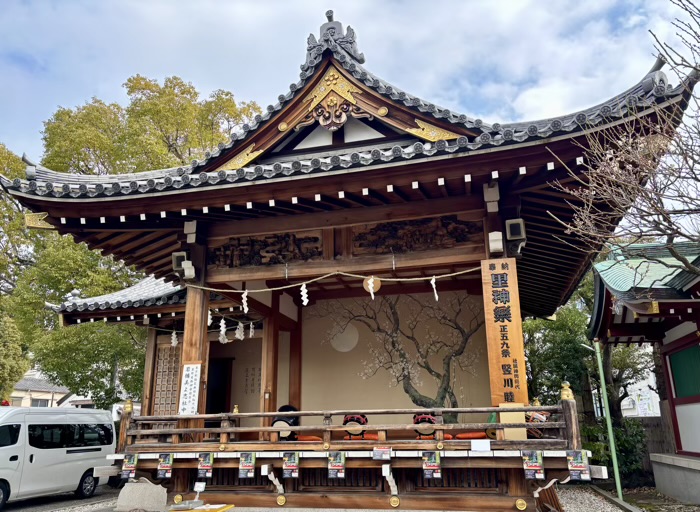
xmin=118 ymin=402 xmax=580 ymax=454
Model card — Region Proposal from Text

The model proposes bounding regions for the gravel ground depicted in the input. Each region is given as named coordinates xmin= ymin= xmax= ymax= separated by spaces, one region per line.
xmin=3 ymin=487 xmax=118 ymax=512
xmin=558 ymin=486 xmax=622 ymax=512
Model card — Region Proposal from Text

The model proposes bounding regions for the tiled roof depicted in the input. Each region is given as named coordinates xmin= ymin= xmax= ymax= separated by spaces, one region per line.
xmin=55 ymin=276 xmax=183 ymax=313
xmin=14 ymin=377 xmax=69 ymax=394
xmin=594 ymin=242 xmax=700 ymax=301
xmin=1 ymin=11 xmax=695 ymax=200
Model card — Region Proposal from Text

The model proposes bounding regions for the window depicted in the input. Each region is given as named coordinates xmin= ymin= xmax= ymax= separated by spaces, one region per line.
xmin=669 ymin=344 xmax=700 ymax=399
xmin=28 ymin=423 xmax=114 ymax=449
xmin=30 ymin=399 xmax=49 ymax=408
xmin=0 ymin=425 xmax=21 ymax=447
xmin=10 ymin=398 xmax=22 ymax=407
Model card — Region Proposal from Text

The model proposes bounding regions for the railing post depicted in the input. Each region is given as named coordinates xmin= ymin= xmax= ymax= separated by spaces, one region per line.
xmin=220 ymin=415 xmax=230 ymax=444
xmin=560 ymin=382 xmax=581 ymax=450
xmin=434 ymin=411 xmax=445 ymax=442
xmin=322 ymin=413 xmax=332 ymax=447
xmin=118 ymin=399 xmax=133 ymax=453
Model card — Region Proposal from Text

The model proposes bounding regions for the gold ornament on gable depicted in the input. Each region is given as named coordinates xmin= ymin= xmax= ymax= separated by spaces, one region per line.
xmin=297 ymin=66 xmax=370 ymax=132
xmin=217 ymin=143 xmax=264 ymax=172
xmin=406 ymin=119 xmax=461 ymax=142
xmin=25 ymin=212 xmax=55 ymax=230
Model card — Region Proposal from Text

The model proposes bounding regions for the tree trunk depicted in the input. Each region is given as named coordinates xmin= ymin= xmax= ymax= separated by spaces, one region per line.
xmin=652 ymin=344 xmax=667 ymax=401
xmin=579 ymin=371 xmax=597 ymax=425
xmin=602 ymin=345 xmax=624 ymax=426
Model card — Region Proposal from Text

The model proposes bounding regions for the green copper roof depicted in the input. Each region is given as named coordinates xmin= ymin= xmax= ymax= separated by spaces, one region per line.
xmin=594 ymin=242 xmax=700 ymax=301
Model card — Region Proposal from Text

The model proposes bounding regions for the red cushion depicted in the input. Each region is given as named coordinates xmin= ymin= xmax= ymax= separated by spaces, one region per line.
xmin=455 ymin=432 xmax=489 ymax=440
xmin=297 ymin=435 xmax=323 ymax=442
xmin=343 ymin=433 xmax=380 ymax=441
xmin=416 ymin=433 xmax=453 ymax=440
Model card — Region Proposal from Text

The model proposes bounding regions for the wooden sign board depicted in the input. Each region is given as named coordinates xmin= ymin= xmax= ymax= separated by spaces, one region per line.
xmin=481 ymin=258 xmax=529 ymax=406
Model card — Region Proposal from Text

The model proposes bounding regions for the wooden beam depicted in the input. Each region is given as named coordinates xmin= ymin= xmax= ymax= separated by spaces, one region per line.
xmin=289 ymin=318 xmax=302 ymax=410
xmin=142 ymin=327 xmax=158 ymax=416
xmin=260 ymin=292 xmax=280 ymax=438
xmin=208 ymin=195 xmax=484 ymax=242
xmin=208 ymin=245 xmax=486 ymax=284
xmin=607 ymin=323 xmax=666 ymax=339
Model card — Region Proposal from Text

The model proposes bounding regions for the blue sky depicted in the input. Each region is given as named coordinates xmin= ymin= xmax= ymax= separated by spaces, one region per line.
xmin=0 ymin=0 xmax=682 ymax=162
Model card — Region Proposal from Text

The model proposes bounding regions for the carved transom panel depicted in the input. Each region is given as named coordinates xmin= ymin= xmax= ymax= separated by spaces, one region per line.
xmin=210 ymin=231 xmax=323 ymax=268
xmin=352 ymin=215 xmax=483 ymax=256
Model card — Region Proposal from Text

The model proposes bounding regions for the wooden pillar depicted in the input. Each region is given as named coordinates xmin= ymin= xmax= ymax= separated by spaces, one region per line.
xmin=260 ymin=292 xmax=280 ymax=437
xmin=178 ymin=243 xmax=210 ymax=415
xmin=561 ymin=398 xmax=581 ymax=450
xmin=289 ymin=316 xmax=302 ymax=410
xmin=141 ymin=327 xmax=158 ymax=416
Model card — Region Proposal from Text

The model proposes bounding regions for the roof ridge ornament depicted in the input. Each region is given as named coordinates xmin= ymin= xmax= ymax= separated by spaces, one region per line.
xmin=308 ymin=10 xmax=365 ymax=65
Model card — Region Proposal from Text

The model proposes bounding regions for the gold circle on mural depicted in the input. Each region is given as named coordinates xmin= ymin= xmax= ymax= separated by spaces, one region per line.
xmin=278 ymin=122 xmax=289 ymax=132
xmin=515 ymin=498 xmax=528 ymax=510
xmin=323 ymin=442 xmax=330 ymax=450
xmin=389 ymin=495 xmax=400 ymax=508
xmin=436 ymin=442 xmax=444 ymax=450
xmin=377 ymin=106 xmax=389 ymax=117
xmin=362 ymin=276 xmax=382 ymax=294
xmin=277 ymin=495 xmax=287 ymax=506
xmin=173 ymin=494 xmax=183 ymax=504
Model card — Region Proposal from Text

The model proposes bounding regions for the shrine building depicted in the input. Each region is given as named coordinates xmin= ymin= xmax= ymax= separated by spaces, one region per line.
xmin=3 ymin=11 xmax=695 ymax=512
xmin=589 ymin=242 xmax=700 ymax=504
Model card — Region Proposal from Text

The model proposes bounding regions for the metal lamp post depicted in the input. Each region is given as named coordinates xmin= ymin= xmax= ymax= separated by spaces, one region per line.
xmin=581 ymin=341 xmax=624 ymax=501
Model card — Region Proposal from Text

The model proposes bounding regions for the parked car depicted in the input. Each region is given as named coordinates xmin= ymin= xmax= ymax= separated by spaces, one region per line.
xmin=0 ymin=407 xmax=115 ymax=510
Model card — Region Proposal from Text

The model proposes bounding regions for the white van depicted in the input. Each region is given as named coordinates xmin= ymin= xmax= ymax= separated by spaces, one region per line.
xmin=0 ymin=407 xmax=115 ymax=510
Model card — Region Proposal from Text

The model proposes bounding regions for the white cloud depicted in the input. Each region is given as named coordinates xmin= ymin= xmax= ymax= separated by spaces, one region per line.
xmin=0 ymin=0 xmax=688 ymax=160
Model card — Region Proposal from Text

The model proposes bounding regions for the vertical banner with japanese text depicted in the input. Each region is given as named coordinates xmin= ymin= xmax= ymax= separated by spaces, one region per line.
xmin=481 ymin=258 xmax=529 ymax=406
xmin=178 ymin=362 xmax=202 ymax=415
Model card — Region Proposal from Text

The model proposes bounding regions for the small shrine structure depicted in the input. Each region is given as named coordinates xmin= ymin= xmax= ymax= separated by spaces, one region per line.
xmin=3 ymin=11 xmax=695 ymax=511
xmin=589 ymin=242 xmax=700 ymax=504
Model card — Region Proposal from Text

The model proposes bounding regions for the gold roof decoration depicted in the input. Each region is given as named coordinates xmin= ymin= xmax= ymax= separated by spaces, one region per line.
xmin=406 ymin=119 xmax=461 ymax=142
xmin=216 ymin=143 xmax=264 ymax=172
xmin=305 ymin=66 xmax=361 ymax=112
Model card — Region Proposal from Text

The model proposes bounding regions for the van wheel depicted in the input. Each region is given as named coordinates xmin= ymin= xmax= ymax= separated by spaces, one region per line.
xmin=0 ymin=481 xmax=8 ymax=510
xmin=75 ymin=470 xmax=98 ymax=498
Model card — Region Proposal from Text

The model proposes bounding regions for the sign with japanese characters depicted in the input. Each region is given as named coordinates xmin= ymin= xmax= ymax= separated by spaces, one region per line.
xmin=282 ymin=452 xmax=299 ymax=478
xmin=481 ymin=258 xmax=529 ymax=406
xmin=121 ymin=454 xmax=138 ymax=479
xmin=522 ymin=450 xmax=545 ymax=480
xmin=178 ymin=363 xmax=201 ymax=415
xmin=157 ymin=453 xmax=173 ymax=479
xmin=422 ymin=451 xmax=442 ymax=479
xmin=198 ymin=452 xmax=213 ymax=478
xmin=328 ymin=451 xmax=346 ymax=479
xmin=239 ymin=452 xmax=256 ymax=479
xmin=566 ymin=450 xmax=591 ymax=481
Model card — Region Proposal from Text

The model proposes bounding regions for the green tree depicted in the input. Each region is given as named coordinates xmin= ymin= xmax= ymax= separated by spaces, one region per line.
xmin=7 ymin=233 xmax=144 ymax=408
xmin=0 ymin=315 xmax=29 ymax=400
xmin=0 ymin=144 xmax=48 ymax=294
xmin=524 ymin=303 xmax=592 ymax=405
xmin=33 ymin=323 xmax=146 ymax=410
xmin=42 ymin=76 xmax=261 ymax=175
xmin=3 ymin=75 xmax=259 ymax=409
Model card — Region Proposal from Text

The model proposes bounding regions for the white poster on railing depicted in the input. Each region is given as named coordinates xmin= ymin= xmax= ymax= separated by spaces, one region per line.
xmin=178 ymin=363 xmax=201 ymax=415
